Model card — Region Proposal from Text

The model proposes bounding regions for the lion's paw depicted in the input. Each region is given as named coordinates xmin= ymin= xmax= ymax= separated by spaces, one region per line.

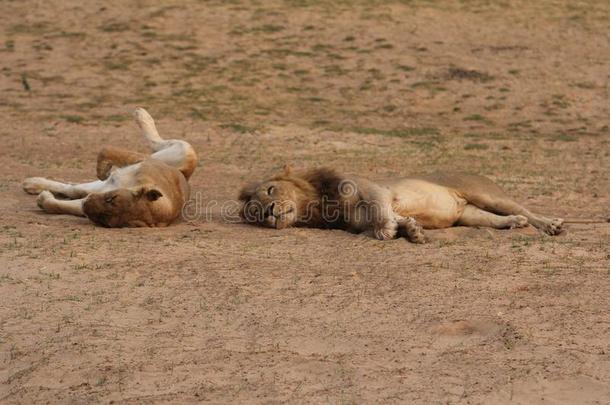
xmin=96 ymin=160 xmax=113 ymax=180
xmin=23 ymin=177 xmax=47 ymax=195
xmin=133 ymin=107 xmax=155 ymax=127
xmin=507 ymin=215 xmax=528 ymax=229
xmin=373 ymin=218 xmax=398 ymax=241
xmin=541 ymin=218 xmax=564 ymax=235
xmin=37 ymin=190 xmax=57 ymax=213
xmin=399 ymin=216 xmax=427 ymax=244
xmin=408 ymin=228 xmax=426 ymax=244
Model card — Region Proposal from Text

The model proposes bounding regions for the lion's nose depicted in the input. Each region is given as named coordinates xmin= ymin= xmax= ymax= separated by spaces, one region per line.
xmin=265 ymin=202 xmax=275 ymax=218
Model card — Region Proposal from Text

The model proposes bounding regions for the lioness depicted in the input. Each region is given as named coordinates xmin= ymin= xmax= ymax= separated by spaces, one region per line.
xmin=22 ymin=108 xmax=197 ymax=227
xmin=239 ymin=166 xmax=564 ymax=243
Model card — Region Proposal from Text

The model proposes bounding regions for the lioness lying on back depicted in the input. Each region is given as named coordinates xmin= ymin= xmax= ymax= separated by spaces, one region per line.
xmin=22 ymin=108 xmax=197 ymax=227
xmin=239 ymin=166 xmax=564 ymax=243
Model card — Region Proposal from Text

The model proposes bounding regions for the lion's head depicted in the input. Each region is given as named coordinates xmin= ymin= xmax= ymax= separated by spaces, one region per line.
xmin=83 ymin=186 xmax=166 ymax=227
xmin=238 ymin=166 xmax=318 ymax=229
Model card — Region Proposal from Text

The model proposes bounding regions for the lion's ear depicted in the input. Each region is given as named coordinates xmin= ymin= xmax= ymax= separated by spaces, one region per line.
xmin=239 ymin=182 xmax=259 ymax=202
xmin=283 ymin=164 xmax=293 ymax=176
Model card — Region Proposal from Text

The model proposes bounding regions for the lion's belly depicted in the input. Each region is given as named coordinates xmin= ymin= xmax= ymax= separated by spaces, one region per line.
xmin=386 ymin=179 xmax=467 ymax=229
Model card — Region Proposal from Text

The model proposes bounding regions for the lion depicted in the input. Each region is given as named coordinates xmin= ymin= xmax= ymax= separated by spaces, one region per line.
xmin=22 ymin=108 xmax=197 ymax=227
xmin=239 ymin=166 xmax=564 ymax=243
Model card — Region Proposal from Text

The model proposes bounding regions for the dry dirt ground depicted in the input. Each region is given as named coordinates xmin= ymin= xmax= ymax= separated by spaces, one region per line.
xmin=1 ymin=0 xmax=609 ymax=403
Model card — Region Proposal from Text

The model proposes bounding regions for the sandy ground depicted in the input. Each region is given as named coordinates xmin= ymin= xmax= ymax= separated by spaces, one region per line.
xmin=1 ymin=0 xmax=609 ymax=403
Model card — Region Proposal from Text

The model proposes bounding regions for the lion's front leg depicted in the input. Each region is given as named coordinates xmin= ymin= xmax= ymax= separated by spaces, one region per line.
xmin=37 ymin=191 xmax=86 ymax=217
xmin=23 ymin=177 xmax=108 ymax=199
xmin=23 ymin=177 xmax=91 ymax=199
xmin=370 ymin=199 xmax=405 ymax=241
xmin=349 ymin=178 xmax=400 ymax=241
xmin=372 ymin=214 xmax=426 ymax=243
xmin=372 ymin=215 xmax=399 ymax=240
xmin=397 ymin=216 xmax=426 ymax=244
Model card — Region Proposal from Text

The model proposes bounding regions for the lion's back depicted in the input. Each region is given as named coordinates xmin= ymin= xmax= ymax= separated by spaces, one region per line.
xmin=408 ymin=172 xmax=508 ymax=199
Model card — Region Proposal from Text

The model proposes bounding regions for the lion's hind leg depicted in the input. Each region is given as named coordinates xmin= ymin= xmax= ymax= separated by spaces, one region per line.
xmin=456 ymin=204 xmax=528 ymax=230
xmin=429 ymin=174 xmax=564 ymax=235
xmin=133 ymin=107 xmax=197 ymax=179
xmin=97 ymin=147 xmax=147 ymax=180
xmin=465 ymin=193 xmax=564 ymax=235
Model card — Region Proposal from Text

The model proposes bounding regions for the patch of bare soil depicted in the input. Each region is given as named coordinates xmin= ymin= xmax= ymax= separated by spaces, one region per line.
xmin=1 ymin=0 xmax=609 ymax=403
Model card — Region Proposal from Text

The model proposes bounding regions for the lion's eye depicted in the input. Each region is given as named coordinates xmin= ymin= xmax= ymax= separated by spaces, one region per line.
xmin=267 ymin=186 xmax=275 ymax=195
xmin=105 ymin=195 xmax=117 ymax=204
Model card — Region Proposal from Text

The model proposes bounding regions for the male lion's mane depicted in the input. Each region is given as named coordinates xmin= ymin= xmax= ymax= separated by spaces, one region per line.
xmin=269 ymin=167 xmax=362 ymax=230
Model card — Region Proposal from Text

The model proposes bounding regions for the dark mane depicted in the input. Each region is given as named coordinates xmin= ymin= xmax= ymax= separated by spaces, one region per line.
xmin=288 ymin=167 xmax=352 ymax=230
xmin=300 ymin=167 xmax=345 ymax=202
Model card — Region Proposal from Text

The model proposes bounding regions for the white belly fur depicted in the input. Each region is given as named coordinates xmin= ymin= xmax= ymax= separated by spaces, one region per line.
xmin=384 ymin=179 xmax=467 ymax=229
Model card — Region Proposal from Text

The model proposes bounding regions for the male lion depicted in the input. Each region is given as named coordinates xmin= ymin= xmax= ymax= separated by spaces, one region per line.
xmin=22 ymin=108 xmax=197 ymax=227
xmin=239 ymin=166 xmax=564 ymax=243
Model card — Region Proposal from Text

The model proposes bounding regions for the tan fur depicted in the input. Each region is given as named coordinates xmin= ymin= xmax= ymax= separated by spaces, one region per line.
xmin=239 ymin=167 xmax=564 ymax=243
xmin=96 ymin=147 xmax=147 ymax=180
xmin=22 ymin=108 xmax=196 ymax=228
